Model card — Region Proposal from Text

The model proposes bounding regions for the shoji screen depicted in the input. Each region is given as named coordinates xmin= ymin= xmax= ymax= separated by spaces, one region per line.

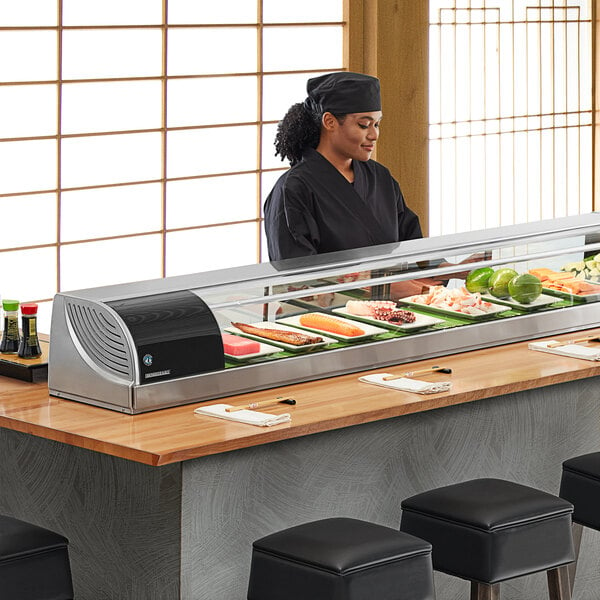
xmin=429 ymin=0 xmax=593 ymax=236
xmin=0 ymin=0 xmax=344 ymax=330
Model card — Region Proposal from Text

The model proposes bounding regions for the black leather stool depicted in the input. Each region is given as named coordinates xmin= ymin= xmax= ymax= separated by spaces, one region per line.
xmin=559 ymin=452 xmax=600 ymax=593
xmin=400 ymin=478 xmax=575 ymax=600
xmin=0 ymin=515 xmax=73 ymax=600
xmin=247 ymin=517 xmax=435 ymax=600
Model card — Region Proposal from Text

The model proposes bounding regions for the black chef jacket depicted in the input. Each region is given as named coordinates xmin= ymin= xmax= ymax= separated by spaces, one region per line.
xmin=264 ymin=148 xmax=422 ymax=261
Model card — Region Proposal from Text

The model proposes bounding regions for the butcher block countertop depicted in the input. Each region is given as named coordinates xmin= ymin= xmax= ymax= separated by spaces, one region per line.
xmin=0 ymin=328 xmax=599 ymax=467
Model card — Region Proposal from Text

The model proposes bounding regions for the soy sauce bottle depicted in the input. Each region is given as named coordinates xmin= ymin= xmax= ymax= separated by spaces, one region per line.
xmin=0 ymin=300 xmax=20 ymax=354
xmin=18 ymin=303 xmax=42 ymax=359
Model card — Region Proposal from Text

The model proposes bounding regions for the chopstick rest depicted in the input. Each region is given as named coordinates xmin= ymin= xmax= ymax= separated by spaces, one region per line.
xmin=528 ymin=341 xmax=600 ymax=362
xmin=194 ymin=403 xmax=291 ymax=426
xmin=359 ymin=374 xmax=452 ymax=394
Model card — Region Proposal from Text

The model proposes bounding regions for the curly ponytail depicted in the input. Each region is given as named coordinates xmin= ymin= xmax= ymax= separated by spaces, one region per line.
xmin=274 ymin=102 xmax=321 ymax=166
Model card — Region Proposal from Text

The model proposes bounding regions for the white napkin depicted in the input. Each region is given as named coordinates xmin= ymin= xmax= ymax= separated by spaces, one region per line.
xmin=359 ymin=374 xmax=452 ymax=394
xmin=194 ymin=403 xmax=291 ymax=427
xmin=528 ymin=341 xmax=600 ymax=362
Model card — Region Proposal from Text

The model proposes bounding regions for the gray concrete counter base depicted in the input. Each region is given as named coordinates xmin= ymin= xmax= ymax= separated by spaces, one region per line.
xmin=1 ymin=376 xmax=599 ymax=599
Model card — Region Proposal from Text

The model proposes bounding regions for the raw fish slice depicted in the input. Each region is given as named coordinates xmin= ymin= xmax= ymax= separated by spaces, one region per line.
xmin=407 ymin=286 xmax=498 ymax=315
xmin=344 ymin=300 xmax=416 ymax=323
xmin=299 ymin=313 xmax=365 ymax=337
xmin=345 ymin=300 xmax=397 ymax=316
xmin=222 ymin=333 xmax=260 ymax=355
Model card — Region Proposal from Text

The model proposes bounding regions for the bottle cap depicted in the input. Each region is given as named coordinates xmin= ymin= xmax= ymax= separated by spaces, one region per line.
xmin=2 ymin=299 xmax=19 ymax=311
xmin=21 ymin=303 xmax=38 ymax=315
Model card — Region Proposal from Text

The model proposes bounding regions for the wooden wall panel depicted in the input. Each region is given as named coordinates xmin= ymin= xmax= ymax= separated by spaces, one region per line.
xmin=344 ymin=0 xmax=365 ymax=72
xmin=594 ymin=0 xmax=600 ymax=212
xmin=347 ymin=0 xmax=430 ymax=234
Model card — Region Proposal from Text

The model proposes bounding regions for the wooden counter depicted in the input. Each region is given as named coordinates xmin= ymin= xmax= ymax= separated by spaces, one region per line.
xmin=1 ymin=328 xmax=600 ymax=599
xmin=1 ymin=327 xmax=599 ymax=466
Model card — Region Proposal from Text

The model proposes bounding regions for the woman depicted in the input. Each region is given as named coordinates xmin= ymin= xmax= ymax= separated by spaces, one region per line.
xmin=264 ymin=71 xmax=423 ymax=261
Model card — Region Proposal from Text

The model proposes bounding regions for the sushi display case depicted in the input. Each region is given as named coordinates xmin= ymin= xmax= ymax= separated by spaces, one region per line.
xmin=48 ymin=213 xmax=600 ymax=413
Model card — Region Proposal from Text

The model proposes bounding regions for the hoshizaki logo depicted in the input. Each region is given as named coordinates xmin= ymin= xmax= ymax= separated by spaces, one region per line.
xmin=145 ymin=370 xmax=171 ymax=379
xmin=142 ymin=354 xmax=153 ymax=367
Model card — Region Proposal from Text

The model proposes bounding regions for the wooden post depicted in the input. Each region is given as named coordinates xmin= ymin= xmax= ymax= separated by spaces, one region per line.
xmin=346 ymin=1 xmax=430 ymax=235
xmin=344 ymin=0 xmax=366 ymax=72
xmin=594 ymin=1 xmax=600 ymax=212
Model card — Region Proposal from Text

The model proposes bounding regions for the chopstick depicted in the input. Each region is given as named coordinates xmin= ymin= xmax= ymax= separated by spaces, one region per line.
xmin=382 ymin=366 xmax=452 ymax=381
xmin=546 ymin=335 xmax=600 ymax=348
xmin=225 ymin=398 xmax=296 ymax=412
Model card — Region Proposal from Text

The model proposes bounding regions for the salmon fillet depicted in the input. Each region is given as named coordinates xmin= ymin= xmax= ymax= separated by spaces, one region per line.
xmin=299 ymin=313 xmax=365 ymax=337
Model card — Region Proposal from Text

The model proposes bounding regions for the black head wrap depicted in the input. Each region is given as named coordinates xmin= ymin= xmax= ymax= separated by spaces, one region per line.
xmin=303 ymin=71 xmax=381 ymax=116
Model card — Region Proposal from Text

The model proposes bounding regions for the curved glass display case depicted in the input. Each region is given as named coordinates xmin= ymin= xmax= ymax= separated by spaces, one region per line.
xmin=49 ymin=213 xmax=600 ymax=413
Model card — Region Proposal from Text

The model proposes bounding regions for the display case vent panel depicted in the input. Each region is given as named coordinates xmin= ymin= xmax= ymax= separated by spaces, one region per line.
xmin=65 ymin=300 xmax=134 ymax=380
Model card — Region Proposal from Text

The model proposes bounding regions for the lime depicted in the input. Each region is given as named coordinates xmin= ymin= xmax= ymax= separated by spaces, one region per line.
xmin=508 ymin=273 xmax=542 ymax=304
xmin=488 ymin=268 xmax=518 ymax=299
xmin=465 ymin=267 xmax=495 ymax=293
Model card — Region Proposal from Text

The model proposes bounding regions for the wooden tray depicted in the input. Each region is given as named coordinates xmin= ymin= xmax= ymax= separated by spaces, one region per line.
xmin=0 ymin=340 xmax=49 ymax=382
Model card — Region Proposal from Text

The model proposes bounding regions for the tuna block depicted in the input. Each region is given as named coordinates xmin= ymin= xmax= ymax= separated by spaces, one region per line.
xmin=222 ymin=333 xmax=260 ymax=355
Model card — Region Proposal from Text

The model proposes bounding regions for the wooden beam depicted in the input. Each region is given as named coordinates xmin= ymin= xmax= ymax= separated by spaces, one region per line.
xmin=345 ymin=2 xmax=429 ymax=233
xmin=365 ymin=1 xmax=430 ymax=235
xmin=344 ymin=0 xmax=365 ymax=72
xmin=594 ymin=0 xmax=600 ymax=212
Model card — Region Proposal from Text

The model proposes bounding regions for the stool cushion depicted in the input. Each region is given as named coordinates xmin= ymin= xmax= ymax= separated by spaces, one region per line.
xmin=0 ymin=515 xmax=73 ymax=600
xmin=400 ymin=478 xmax=574 ymax=584
xmin=560 ymin=452 xmax=600 ymax=530
xmin=247 ymin=517 xmax=434 ymax=600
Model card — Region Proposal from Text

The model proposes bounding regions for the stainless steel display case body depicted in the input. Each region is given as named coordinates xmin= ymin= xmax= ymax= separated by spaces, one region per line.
xmin=48 ymin=214 xmax=600 ymax=413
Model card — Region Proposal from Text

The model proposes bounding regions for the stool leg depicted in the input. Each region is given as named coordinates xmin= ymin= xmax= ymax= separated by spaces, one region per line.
xmin=567 ymin=522 xmax=583 ymax=595
xmin=547 ymin=565 xmax=571 ymax=600
xmin=471 ymin=582 xmax=500 ymax=600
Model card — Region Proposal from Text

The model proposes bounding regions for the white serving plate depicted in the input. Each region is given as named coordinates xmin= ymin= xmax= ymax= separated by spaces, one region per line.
xmin=225 ymin=322 xmax=335 ymax=352
xmin=482 ymin=293 xmax=558 ymax=311
xmin=278 ymin=313 xmax=388 ymax=341
xmin=398 ymin=296 xmax=510 ymax=321
xmin=331 ymin=307 xmax=444 ymax=330
xmin=542 ymin=284 xmax=600 ymax=304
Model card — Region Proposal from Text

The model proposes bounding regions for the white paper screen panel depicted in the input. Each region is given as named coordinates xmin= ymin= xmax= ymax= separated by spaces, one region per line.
xmin=0 ymin=0 xmax=343 ymax=333
xmin=429 ymin=0 xmax=593 ymax=236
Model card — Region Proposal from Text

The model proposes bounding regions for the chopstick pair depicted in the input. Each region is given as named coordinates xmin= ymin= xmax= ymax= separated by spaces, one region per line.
xmin=546 ymin=335 xmax=600 ymax=349
xmin=382 ymin=366 xmax=452 ymax=382
xmin=225 ymin=398 xmax=296 ymax=413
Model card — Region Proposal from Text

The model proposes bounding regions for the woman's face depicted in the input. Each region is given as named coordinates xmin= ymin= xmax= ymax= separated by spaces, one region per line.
xmin=327 ymin=111 xmax=383 ymax=162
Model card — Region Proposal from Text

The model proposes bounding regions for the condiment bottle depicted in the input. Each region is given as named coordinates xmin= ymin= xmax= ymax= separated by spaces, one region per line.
xmin=0 ymin=300 xmax=20 ymax=354
xmin=18 ymin=303 xmax=42 ymax=359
